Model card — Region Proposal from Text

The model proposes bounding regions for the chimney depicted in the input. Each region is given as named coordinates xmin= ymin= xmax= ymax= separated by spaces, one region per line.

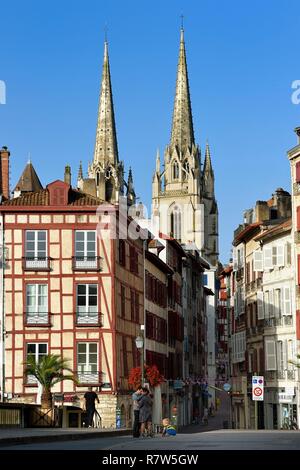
xmin=0 ymin=146 xmax=10 ymax=200
xmin=64 ymin=165 xmax=71 ymax=186
xmin=295 ymin=127 xmax=300 ymax=145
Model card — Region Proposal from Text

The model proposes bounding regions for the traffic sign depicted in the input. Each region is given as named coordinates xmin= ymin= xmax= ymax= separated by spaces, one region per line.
xmin=223 ymin=383 xmax=231 ymax=392
xmin=252 ymin=375 xmax=264 ymax=401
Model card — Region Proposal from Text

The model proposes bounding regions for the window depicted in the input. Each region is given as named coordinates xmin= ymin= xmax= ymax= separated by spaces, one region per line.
xmin=274 ymin=289 xmax=281 ymax=318
xmin=26 ymin=284 xmax=48 ymax=324
xmin=286 ymin=242 xmax=292 ymax=266
xmin=130 ymin=289 xmax=135 ymax=321
xmin=74 ymin=231 xmax=98 ymax=270
xmin=276 ymin=341 xmax=285 ymax=372
xmin=77 ymin=343 xmax=98 ymax=383
xmin=183 ymin=160 xmax=189 ymax=180
xmin=121 ymin=285 xmax=126 ymax=318
xmin=135 ymin=292 xmax=139 ymax=323
xmin=170 ymin=206 xmax=181 ymax=240
xmin=129 ymin=246 xmax=138 ymax=274
xmin=283 ymin=287 xmax=291 ymax=315
xmin=265 ymin=340 xmax=276 ymax=370
xmin=25 ymin=231 xmax=48 ymax=269
xmin=119 ymin=239 xmax=126 ymax=267
xmin=172 ymin=161 xmax=179 ymax=179
xmin=76 ymin=284 xmax=98 ymax=324
xmin=257 ymin=291 xmax=264 ymax=320
xmin=26 ymin=343 xmax=48 ymax=383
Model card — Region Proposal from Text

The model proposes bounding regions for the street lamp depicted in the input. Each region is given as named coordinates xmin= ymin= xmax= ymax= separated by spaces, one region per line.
xmin=135 ymin=335 xmax=144 ymax=386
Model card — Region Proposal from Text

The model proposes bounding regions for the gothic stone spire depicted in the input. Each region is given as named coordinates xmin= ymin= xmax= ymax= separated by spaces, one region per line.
xmin=93 ymin=40 xmax=119 ymax=166
xmin=170 ymin=28 xmax=195 ymax=153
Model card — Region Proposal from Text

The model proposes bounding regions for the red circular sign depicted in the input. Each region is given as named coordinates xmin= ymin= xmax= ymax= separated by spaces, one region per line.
xmin=253 ymin=387 xmax=262 ymax=397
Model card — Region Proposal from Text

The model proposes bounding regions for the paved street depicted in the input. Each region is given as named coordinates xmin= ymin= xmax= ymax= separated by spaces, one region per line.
xmin=1 ymin=429 xmax=300 ymax=450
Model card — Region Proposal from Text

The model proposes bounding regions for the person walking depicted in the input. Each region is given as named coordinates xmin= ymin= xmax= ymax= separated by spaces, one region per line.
xmin=139 ymin=387 xmax=153 ymax=437
xmin=84 ymin=386 xmax=99 ymax=428
xmin=132 ymin=385 xmax=143 ymax=437
xmin=202 ymin=407 xmax=209 ymax=425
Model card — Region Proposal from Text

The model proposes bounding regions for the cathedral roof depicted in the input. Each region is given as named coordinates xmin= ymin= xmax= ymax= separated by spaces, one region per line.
xmin=14 ymin=161 xmax=43 ymax=193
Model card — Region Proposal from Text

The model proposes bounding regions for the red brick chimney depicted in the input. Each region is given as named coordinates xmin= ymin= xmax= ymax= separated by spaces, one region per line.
xmin=0 ymin=146 xmax=10 ymax=200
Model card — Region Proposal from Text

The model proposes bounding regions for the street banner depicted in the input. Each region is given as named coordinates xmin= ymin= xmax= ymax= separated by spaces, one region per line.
xmin=252 ymin=376 xmax=264 ymax=401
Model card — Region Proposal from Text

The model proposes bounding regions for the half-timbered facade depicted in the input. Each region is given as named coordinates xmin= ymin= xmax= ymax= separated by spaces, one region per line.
xmin=1 ymin=179 xmax=144 ymax=427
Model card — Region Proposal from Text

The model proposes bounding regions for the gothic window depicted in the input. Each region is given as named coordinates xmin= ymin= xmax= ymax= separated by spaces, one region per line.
xmin=105 ymin=167 xmax=113 ymax=179
xmin=183 ymin=160 xmax=189 ymax=180
xmin=96 ymin=172 xmax=100 ymax=186
xmin=172 ymin=161 xmax=179 ymax=180
xmin=170 ymin=205 xmax=182 ymax=241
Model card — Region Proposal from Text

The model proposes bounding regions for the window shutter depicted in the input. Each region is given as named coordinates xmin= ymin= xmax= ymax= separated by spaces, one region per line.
xmin=257 ymin=291 xmax=264 ymax=319
xmin=298 ymin=255 xmax=300 ymax=286
xmin=123 ymin=336 xmax=128 ymax=378
xmin=135 ymin=292 xmax=139 ymax=323
xmin=130 ymin=289 xmax=135 ymax=321
xmin=297 ymin=310 xmax=300 ymax=340
xmin=233 ymin=247 xmax=237 ymax=271
xmin=283 ymin=287 xmax=291 ymax=315
xmin=285 ymin=242 xmax=291 ymax=266
xmin=282 ymin=339 xmax=287 ymax=370
xmin=269 ymin=290 xmax=274 ymax=318
xmin=276 ymin=244 xmax=284 ymax=267
xmin=297 ymin=206 xmax=300 ymax=231
xmin=263 ymin=247 xmax=273 ymax=270
xmin=253 ymin=250 xmax=263 ymax=272
xmin=265 ymin=340 xmax=276 ymax=370
xmin=259 ymin=348 xmax=264 ymax=374
xmin=296 ymin=162 xmax=300 ymax=183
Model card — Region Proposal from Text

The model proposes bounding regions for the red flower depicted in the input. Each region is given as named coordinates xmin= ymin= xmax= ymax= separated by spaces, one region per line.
xmin=128 ymin=364 xmax=165 ymax=389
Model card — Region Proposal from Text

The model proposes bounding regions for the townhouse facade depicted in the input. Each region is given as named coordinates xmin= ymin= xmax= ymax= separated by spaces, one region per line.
xmin=0 ymin=172 xmax=145 ymax=428
xmin=230 ymin=187 xmax=300 ymax=429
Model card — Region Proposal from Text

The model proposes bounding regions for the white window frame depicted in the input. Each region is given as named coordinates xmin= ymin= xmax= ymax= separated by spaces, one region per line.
xmin=77 ymin=342 xmax=98 ymax=383
xmin=76 ymin=284 xmax=98 ymax=324
xmin=26 ymin=343 xmax=48 ymax=383
xmin=26 ymin=284 xmax=48 ymax=324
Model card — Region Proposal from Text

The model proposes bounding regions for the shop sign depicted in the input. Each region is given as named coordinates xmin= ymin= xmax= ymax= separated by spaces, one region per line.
xmin=278 ymin=393 xmax=293 ymax=403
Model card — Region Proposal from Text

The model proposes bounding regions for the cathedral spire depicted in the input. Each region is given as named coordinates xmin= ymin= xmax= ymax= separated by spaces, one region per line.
xmin=93 ymin=39 xmax=119 ymax=166
xmin=127 ymin=167 xmax=136 ymax=205
xmin=170 ymin=28 xmax=194 ymax=153
xmin=203 ymin=141 xmax=213 ymax=176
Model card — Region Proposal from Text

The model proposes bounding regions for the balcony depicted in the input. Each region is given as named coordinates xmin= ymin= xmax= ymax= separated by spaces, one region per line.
xmin=75 ymin=311 xmax=103 ymax=326
xmin=24 ymin=312 xmax=50 ymax=327
xmin=76 ymin=371 xmax=102 ymax=385
xmin=72 ymin=256 xmax=102 ymax=271
xmin=22 ymin=257 xmax=51 ymax=271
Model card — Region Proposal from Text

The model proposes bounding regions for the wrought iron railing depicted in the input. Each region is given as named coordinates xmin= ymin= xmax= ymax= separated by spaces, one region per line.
xmin=22 ymin=257 xmax=51 ymax=271
xmin=76 ymin=371 xmax=102 ymax=384
xmin=75 ymin=311 xmax=103 ymax=326
xmin=25 ymin=312 xmax=50 ymax=326
xmin=72 ymin=256 xmax=102 ymax=271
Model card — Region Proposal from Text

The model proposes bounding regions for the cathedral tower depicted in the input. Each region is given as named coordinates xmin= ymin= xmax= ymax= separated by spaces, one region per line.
xmin=78 ymin=39 xmax=134 ymax=204
xmin=152 ymin=28 xmax=218 ymax=265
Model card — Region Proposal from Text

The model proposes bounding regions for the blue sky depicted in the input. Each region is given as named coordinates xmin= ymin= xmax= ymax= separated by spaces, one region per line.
xmin=0 ymin=0 xmax=299 ymax=263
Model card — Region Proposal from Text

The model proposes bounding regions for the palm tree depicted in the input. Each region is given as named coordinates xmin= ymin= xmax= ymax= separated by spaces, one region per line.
xmin=24 ymin=354 xmax=77 ymax=409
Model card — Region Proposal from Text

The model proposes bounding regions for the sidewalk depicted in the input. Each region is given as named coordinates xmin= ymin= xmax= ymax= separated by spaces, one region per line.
xmin=0 ymin=427 xmax=131 ymax=447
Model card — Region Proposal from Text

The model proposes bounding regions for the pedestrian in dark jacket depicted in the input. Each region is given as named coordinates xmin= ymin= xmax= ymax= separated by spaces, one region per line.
xmin=132 ymin=385 xmax=143 ymax=437
xmin=84 ymin=387 xmax=99 ymax=427
xmin=139 ymin=387 xmax=153 ymax=437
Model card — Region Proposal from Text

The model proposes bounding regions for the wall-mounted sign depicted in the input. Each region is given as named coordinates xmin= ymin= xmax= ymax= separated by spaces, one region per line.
xmin=252 ymin=376 xmax=264 ymax=401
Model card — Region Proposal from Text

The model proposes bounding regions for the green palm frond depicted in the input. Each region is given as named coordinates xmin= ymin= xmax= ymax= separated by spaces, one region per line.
xmin=24 ymin=354 xmax=77 ymax=391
